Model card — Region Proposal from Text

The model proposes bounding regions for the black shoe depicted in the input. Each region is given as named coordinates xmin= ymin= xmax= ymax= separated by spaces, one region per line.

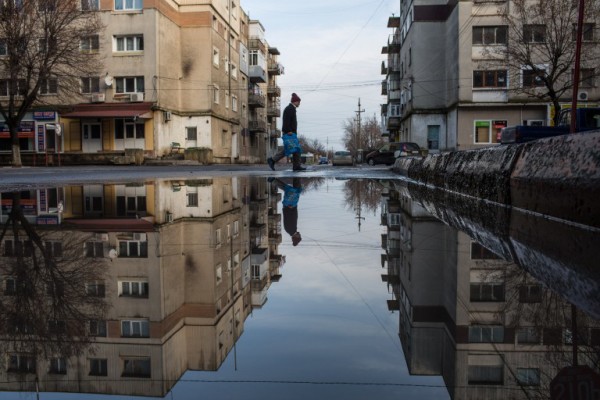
xmin=267 ymin=158 xmax=275 ymax=171
xmin=293 ymin=166 xmax=307 ymax=171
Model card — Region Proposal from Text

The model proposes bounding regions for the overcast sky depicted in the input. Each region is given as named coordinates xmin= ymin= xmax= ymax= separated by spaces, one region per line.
xmin=244 ymin=0 xmax=397 ymax=151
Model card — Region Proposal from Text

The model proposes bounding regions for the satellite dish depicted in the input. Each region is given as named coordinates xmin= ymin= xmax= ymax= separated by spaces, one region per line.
xmin=108 ymin=248 xmax=118 ymax=259
xmin=104 ymin=75 xmax=113 ymax=87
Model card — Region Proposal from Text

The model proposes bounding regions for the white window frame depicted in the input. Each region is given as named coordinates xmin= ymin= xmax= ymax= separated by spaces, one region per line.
xmin=114 ymin=0 xmax=142 ymax=11
xmin=40 ymin=78 xmax=58 ymax=95
xmin=81 ymin=0 xmax=99 ymax=11
xmin=80 ymin=34 xmax=99 ymax=53
xmin=216 ymin=264 xmax=222 ymax=283
xmin=114 ymin=35 xmax=144 ymax=52
xmin=232 ymin=95 xmax=238 ymax=112
xmin=81 ymin=77 xmax=100 ymax=94
xmin=118 ymin=280 xmax=149 ymax=297
xmin=213 ymin=84 xmax=220 ymax=104
xmin=521 ymin=64 xmax=547 ymax=88
xmin=215 ymin=228 xmax=222 ymax=247
xmin=115 ymin=76 xmax=144 ymax=94
xmin=121 ymin=319 xmax=150 ymax=337
xmin=213 ymin=47 xmax=220 ymax=67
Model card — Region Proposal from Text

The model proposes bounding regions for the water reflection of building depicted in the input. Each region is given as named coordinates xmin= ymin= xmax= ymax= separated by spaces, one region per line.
xmin=380 ymin=182 xmax=600 ymax=400
xmin=0 ymin=177 xmax=284 ymax=397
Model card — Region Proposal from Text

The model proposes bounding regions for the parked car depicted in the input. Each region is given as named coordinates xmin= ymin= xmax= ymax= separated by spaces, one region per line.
xmin=318 ymin=156 xmax=329 ymax=165
xmin=332 ymin=151 xmax=354 ymax=166
xmin=366 ymin=142 xmax=421 ymax=165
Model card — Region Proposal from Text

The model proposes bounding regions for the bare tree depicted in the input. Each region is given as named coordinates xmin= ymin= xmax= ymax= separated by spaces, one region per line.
xmin=483 ymin=0 xmax=600 ymax=125
xmin=342 ymin=115 xmax=384 ymax=154
xmin=0 ymin=192 xmax=108 ymax=359
xmin=297 ymin=134 xmax=326 ymax=156
xmin=0 ymin=0 xmax=104 ymax=167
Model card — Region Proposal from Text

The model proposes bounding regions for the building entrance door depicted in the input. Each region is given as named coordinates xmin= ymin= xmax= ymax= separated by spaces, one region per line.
xmin=82 ymin=123 xmax=102 ymax=153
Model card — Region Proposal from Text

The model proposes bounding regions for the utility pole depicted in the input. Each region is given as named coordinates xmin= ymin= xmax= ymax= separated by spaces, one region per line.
xmin=355 ymin=98 xmax=365 ymax=162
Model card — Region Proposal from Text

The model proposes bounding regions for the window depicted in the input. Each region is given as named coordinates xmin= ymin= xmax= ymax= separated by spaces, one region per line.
xmin=427 ymin=125 xmax=440 ymax=150
xmin=119 ymin=280 xmax=149 ymax=297
xmin=517 ymin=327 xmax=541 ymax=344
xmin=40 ymin=78 xmax=58 ymax=95
xmin=38 ymin=38 xmax=56 ymax=53
xmin=0 ymin=79 xmax=26 ymax=97
xmin=4 ymin=277 xmax=16 ymax=295
xmin=48 ymin=320 xmax=66 ymax=334
xmin=233 ymin=220 xmax=239 ymax=237
xmin=231 ymin=63 xmax=238 ymax=79
xmin=8 ymin=355 xmax=36 ymax=373
xmin=186 ymin=127 xmax=197 ymax=141
xmin=519 ymin=284 xmax=542 ymax=303
xmin=469 ymin=325 xmax=504 ymax=343
xmin=44 ymin=241 xmax=62 ymax=257
xmin=114 ymin=119 xmax=145 ymax=141
xmin=517 ymin=368 xmax=540 ymax=386
xmin=468 ymin=365 xmax=503 ymax=384
xmin=213 ymin=47 xmax=219 ymax=66
xmin=121 ymin=319 xmax=149 ymax=337
xmin=3 ymin=239 xmax=33 ymax=257
xmin=225 ymin=90 xmax=230 ymax=109
xmin=213 ymin=84 xmax=220 ymax=104
xmin=49 ymin=358 xmax=67 ymax=374
xmin=89 ymin=320 xmax=107 ymax=337
xmin=85 ymin=241 xmax=104 ymax=257
xmin=470 ymin=283 xmax=505 ymax=302
xmin=523 ymin=25 xmax=546 ymax=43
xmin=251 ymin=264 xmax=261 ymax=279
xmin=80 ymin=35 xmax=99 ymax=52
xmin=122 ymin=357 xmax=150 ymax=377
xmin=249 ymin=50 xmax=258 ymax=66
xmin=187 ymin=191 xmax=198 ymax=207
xmin=576 ymin=68 xmax=595 ymax=88
xmin=115 ymin=0 xmax=142 ymax=11
xmin=86 ymin=281 xmax=105 ymax=297
xmin=216 ymin=264 xmax=222 ymax=283
xmin=115 ymin=76 xmax=144 ymax=93
xmin=522 ymin=67 xmax=546 ymax=88
xmin=89 ymin=358 xmax=107 ymax=376
xmin=472 ymin=26 xmax=507 ymax=45
xmin=81 ymin=77 xmax=100 ymax=93
xmin=81 ymin=0 xmax=99 ymax=10
xmin=118 ymin=239 xmax=148 ymax=258
xmin=473 ymin=70 xmax=507 ymax=88
xmin=0 ymin=39 xmax=6 ymax=55
xmin=572 ymin=23 xmax=595 ymax=41
xmin=232 ymin=95 xmax=238 ymax=111
xmin=215 ymin=228 xmax=221 ymax=247
xmin=114 ymin=35 xmax=144 ymax=52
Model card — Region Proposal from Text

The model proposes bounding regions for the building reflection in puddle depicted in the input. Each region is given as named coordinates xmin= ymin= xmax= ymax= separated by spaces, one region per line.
xmin=0 ymin=177 xmax=597 ymax=400
xmin=379 ymin=179 xmax=600 ymax=399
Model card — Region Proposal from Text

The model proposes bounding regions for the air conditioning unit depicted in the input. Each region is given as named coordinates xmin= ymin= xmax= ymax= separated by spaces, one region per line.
xmin=163 ymin=111 xmax=172 ymax=122
xmin=578 ymin=91 xmax=589 ymax=101
xmin=133 ymin=233 xmax=147 ymax=241
xmin=130 ymin=92 xmax=144 ymax=102
xmin=91 ymin=93 xmax=105 ymax=103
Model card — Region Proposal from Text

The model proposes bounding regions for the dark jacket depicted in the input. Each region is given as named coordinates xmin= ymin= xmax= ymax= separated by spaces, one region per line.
xmin=281 ymin=103 xmax=297 ymax=133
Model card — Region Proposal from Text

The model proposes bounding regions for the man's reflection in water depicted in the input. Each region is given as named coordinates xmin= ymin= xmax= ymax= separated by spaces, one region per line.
xmin=269 ymin=177 xmax=303 ymax=246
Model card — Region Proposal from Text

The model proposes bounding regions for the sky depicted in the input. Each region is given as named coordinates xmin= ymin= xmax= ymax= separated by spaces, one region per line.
xmin=243 ymin=0 xmax=398 ymax=151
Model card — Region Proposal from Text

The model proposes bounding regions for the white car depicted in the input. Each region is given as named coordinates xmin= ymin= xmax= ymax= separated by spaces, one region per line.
xmin=332 ymin=151 xmax=354 ymax=166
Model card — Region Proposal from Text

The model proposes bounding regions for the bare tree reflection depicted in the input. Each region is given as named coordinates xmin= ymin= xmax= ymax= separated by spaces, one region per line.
xmin=343 ymin=179 xmax=383 ymax=214
xmin=0 ymin=192 xmax=108 ymax=361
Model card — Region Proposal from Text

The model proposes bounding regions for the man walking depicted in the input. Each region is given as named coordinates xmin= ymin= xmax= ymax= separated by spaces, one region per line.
xmin=268 ymin=93 xmax=306 ymax=171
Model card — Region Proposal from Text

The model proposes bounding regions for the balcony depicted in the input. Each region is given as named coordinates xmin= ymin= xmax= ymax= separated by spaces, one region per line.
xmin=381 ymin=80 xmax=388 ymax=96
xmin=270 ymin=129 xmax=281 ymax=139
xmin=249 ymin=93 xmax=266 ymax=108
xmin=268 ymin=60 xmax=284 ymax=75
xmin=381 ymin=61 xmax=388 ymax=75
xmin=248 ymin=38 xmax=267 ymax=53
xmin=387 ymin=33 xmax=401 ymax=52
xmin=249 ymin=65 xmax=267 ymax=83
xmin=267 ymin=85 xmax=281 ymax=97
xmin=249 ymin=119 xmax=267 ymax=133
xmin=267 ymin=103 xmax=281 ymax=117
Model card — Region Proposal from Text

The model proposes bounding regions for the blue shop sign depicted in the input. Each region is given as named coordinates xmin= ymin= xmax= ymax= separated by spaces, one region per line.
xmin=33 ymin=111 xmax=56 ymax=120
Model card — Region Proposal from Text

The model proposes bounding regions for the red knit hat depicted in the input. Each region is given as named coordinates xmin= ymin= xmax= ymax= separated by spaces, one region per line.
xmin=291 ymin=93 xmax=301 ymax=103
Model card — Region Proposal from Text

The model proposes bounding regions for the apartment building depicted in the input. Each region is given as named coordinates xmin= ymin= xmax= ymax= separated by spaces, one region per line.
xmin=0 ymin=177 xmax=284 ymax=396
xmin=380 ymin=182 xmax=600 ymax=399
xmin=0 ymin=1 xmax=282 ymax=165
xmin=381 ymin=0 xmax=599 ymax=152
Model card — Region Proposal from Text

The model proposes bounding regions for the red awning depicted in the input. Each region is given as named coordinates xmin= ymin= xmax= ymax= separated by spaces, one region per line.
xmin=61 ymin=102 xmax=154 ymax=119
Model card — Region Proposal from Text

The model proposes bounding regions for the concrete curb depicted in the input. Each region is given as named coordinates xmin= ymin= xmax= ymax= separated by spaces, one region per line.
xmin=393 ymin=131 xmax=600 ymax=228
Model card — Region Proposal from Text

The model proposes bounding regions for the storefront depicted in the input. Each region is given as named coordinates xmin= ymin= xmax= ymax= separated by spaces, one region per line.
xmin=0 ymin=111 xmax=61 ymax=154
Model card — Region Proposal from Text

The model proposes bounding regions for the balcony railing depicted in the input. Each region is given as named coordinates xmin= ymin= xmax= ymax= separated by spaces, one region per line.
xmin=249 ymin=119 xmax=267 ymax=133
xmin=267 ymin=85 xmax=281 ymax=97
xmin=249 ymin=65 xmax=267 ymax=83
xmin=249 ymin=93 xmax=266 ymax=108
xmin=248 ymin=38 xmax=267 ymax=53
xmin=381 ymin=80 xmax=388 ymax=96
xmin=270 ymin=129 xmax=281 ymax=138
xmin=268 ymin=61 xmax=284 ymax=75
xmin=381 ymin=61 xmax=387 ymax=75
xmin=267 ymin=104 xmax=280 ymax=117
